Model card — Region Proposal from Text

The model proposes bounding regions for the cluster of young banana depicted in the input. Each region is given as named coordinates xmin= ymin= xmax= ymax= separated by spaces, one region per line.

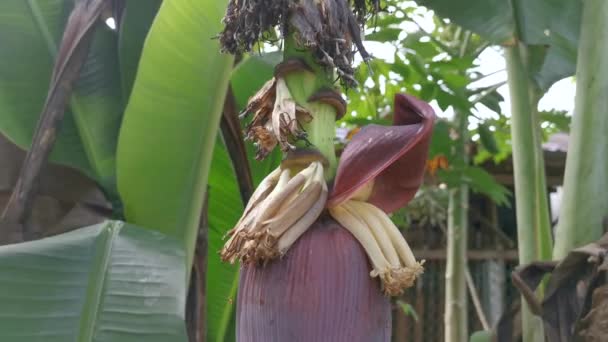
xmin=221 ymin=161 xmax=328 ymax=264
xmin=329 ymin=199 xmax=424 ymax=296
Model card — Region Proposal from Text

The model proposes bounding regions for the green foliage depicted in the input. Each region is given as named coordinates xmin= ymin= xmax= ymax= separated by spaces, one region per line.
xmin=415 ymin=0 xmax=582 ymax=90
xmin=0 ymin=221 xmax=188 ymax=341
xmin=0 ymin=1 xmax=123 ymax=190
xmin=230 ymin=52 xmax=283 ymax=110
xmin=540 ymin=109 xmax=571 ymax=136
xmin=0 ymin=1 xmax=581 ymax=340
xmin=439 ymin=166 xmax=511 ymax=207
xmin=2 ymin=2 xmax=280 ymax=339
xmin=396 ymin=300 xmax=419 ymax=321
xmin=366 ymin=27 xmax=402 ymax=42
xmin=393 ymin=185 xmax=449 ymax=230
xmin=118 ymin=0 xmax=163 ymax=101
xmin=344 ymin=5 xmax=514 ymax=209
xmin=116 ymin=0 xmax=234 ymax=266
xmin=473 ymin=117 xmax=513 ymax=164
xmin=206 ymin=142 xmax=243 ymax=342
xmin=428 ymin=120 xmax=452 ymax=158
xmin=207 ymin=52 xmax=281 ymax=342
xmin=476 ymin=86 xmax=504 ymax=114
xmin=469 ymin=330 xmax=494 ymax=342
xmin=477 ymin=123 xmax=499 ymax=154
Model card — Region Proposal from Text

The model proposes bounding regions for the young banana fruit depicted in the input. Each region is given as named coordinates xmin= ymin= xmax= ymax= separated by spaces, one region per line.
xmin=221 ymin=161 xmax=327 ymax=264
xmin=329 ymin=199 xmax=424 ymax=296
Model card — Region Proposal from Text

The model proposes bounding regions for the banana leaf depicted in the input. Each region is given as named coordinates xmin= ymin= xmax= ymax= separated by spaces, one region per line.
xmin=416 ymin=0 xmax=581 ymax=90
xmin=206 ymin=52 xmax=282 ymax=342
xmin=116 ymin=0 xmax=234 ymax=266
xmin=0 ymin=220 xmax=188 ymax=341
xmin=0 ymin=0 xmax=123 ymax=189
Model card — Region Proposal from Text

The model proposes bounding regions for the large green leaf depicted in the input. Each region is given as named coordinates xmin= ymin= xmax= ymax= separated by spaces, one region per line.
xmin=526 ymin=1 xmax=581 ymax=90
xmin=206 ymin=141 xmax=243 ymax=342
xmin=229 ymin=51 xmax=282 ymax=110
xmin=118 ymin=0 xmax=162 ymax=101
xmin=71 ymin=19 xmax=124 ymax=191
xmin=417 ymin=0 xmax=514 ymax=44
xmin=0 ymin=221 xmax=188 ymax=341
xmin=206 ymin=53 xmax=281 ymax=342
xmin=416 ymin=0 xmax=582 ymax=89
xmin=0 ymin=1 xmax=124 ymax=190
xmin=116 ymin=0 xmax=234 ymax=265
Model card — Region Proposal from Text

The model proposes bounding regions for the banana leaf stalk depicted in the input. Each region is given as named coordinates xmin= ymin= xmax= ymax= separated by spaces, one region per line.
xmin=218 ymin=0 xmax=435 ymax=339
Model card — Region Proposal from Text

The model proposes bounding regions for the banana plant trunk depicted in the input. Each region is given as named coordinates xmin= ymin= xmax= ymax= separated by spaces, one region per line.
xmin=552 ymin=0 xmax=608 ymax=259
xmin=504 ymin=44 xmax=553 ymax=342
xmin=444 ymin=110 xmax=469 ymax=342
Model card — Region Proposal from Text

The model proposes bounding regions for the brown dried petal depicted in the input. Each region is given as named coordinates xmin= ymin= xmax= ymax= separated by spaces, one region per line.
xmin=247 ymin=125 xmax=277 ymax=161
xmin=271 ymin=95 xmax=297 ymax=151
xmin=509 ymin=234 xmax=608 ymax=342
xmin=220 ymin=0 xmax=373 ymax=87
xmin=241 ymin=77 xmax=276 ymax=119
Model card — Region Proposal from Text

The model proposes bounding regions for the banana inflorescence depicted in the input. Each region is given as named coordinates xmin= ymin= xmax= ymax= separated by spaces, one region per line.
xmin=329 ymin=199 xmax=424 ymax=296
xmin=221 ymin=161 xmax=328 ymax=264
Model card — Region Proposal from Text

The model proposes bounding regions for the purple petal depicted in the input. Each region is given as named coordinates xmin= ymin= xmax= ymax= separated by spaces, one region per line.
xmin=237 ymin=217 xmax=391 ymax=342
xmin=328 ymin=94 xmax=436 ymax=213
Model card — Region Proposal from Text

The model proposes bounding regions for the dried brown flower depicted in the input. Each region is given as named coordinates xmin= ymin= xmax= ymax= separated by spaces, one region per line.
xmin=219 ymin=0 xmax=380 ymax=87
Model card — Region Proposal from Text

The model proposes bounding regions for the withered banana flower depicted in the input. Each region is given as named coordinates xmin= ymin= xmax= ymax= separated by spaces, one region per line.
xmin=220 ymin=0 xmax=378 ymax=87
xmin=242 ymin=64 xmax=314 ymax=160
xmin=234 ymin=94 xmax=435 ymax=341
xmin=218 ymin=1 xmax=434 ymax=340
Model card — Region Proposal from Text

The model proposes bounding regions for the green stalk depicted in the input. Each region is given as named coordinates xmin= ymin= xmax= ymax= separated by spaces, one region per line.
xmin=444 ymin=110 xmax=469 ymax=342
xmin=504 ymin=43 xmax=553 ymax=342
xmin=282 ymin=35 xmax=338 ymax=179
xmin=553 ymin=0 xmax=608 ymax=258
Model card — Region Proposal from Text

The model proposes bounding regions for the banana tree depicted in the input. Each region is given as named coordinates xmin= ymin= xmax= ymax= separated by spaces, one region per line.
xmin=508 ymin=2 xmax=608 ymax=340
xmin=214 ymin=0 xmax=437 ymax=340
xmin=552 ymin=0 xmax=608 ymax=258
xmin=0 ymin=0 xmax=250 ymax=340
xmin=413 ymin=1 xmax=582 ymax=340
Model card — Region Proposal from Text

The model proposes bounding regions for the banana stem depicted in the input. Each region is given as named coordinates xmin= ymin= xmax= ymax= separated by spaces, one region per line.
xmin=283 ymin=34 xmax=338 ymax=180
